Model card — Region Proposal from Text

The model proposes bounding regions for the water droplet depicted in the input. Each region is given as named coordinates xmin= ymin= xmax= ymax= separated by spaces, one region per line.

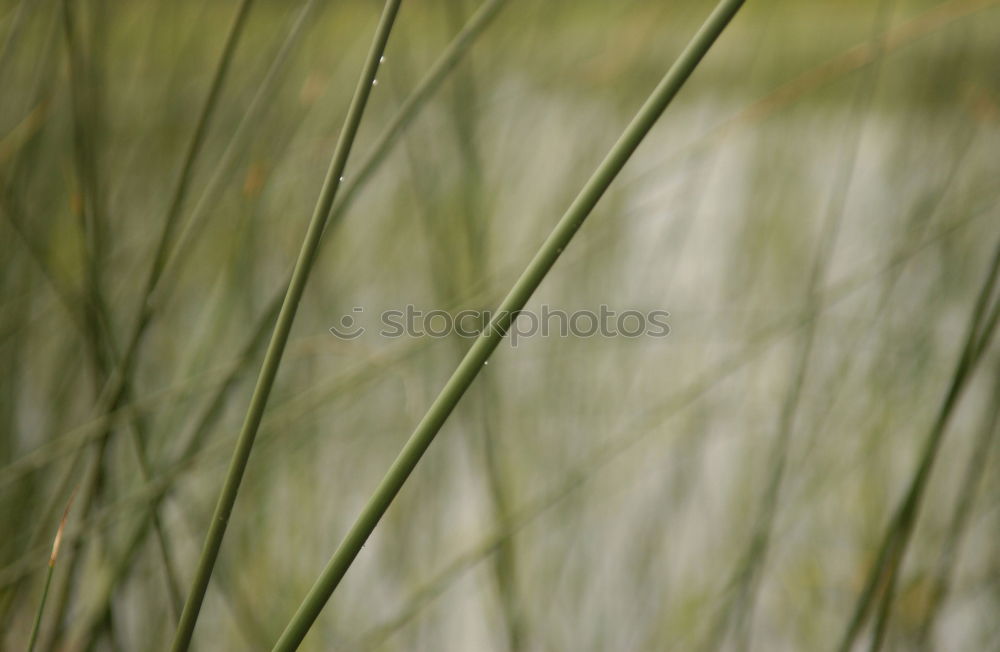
xmin=372 ymin=79 xmax=378 ymax=86
xmin=484 ymin=361 xmax=489 ymax=366
xmin=339 ymin=176 xmax=344 ymax=182
xmin=379 ymin=55 xmax=386 ymax=63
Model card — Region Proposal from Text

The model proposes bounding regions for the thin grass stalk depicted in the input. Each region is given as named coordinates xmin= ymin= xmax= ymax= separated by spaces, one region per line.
xmin=339 ymin=206 xmax=998 ymax=648
xmin=41 ymin=5 xmax=131 ymax=644
xmin=54 ymin=0 xmax=253 ymax=516
xmin=0 ymin=192 xmax=991 ymax=603
xmin=160 ymin=0 xmax=322 ymax=288
xmin=707 ymin=2 xmax=895 ymax=647
xmin=20 ymin=2 xmax=253 ymax=641
xmin=21 ymin=266 xmax=188 ymax=640
xmin=0 ymin=0 xmax=31 ymax=83
xmin=838 ymin=233 xmax=1000 ymax=651
xmin=392 ymin=15 xmax=524 ymax=643
xmin=867 ymin=263 xmax=1000 ymax=651
xmin=24 ymin=563 xmax=52 ymax=652
xmin=25 ymin=487 xmax=74 ymax=652
xmin=0 ymin=0 xmax=942 ymax=494
xmin=0 ymin=203 xmax=985 ymax=647
xmin=401 ymin=92 xmax=526 ymax=648
xmin=866 ymin=265 xmax=1000 ymax=652
xmin=170 ymin=2 xmax=404 ymax=648
xmin=0 ymin=448 xmax=76 ymax=633
xmin=121 ymin=0 xmax=254 ymax=351
xmin=270 ymin=2 xmax=746 ymax=648
xmin=51 ymin=1 xmax=191 ymax=630
xmin=437 ymin=2 xmax=524 ymax=643
xmin=868 ymin=262 xmax=1000 ymax=652
xmin=915 ymin=364 xmax=1000 ymax=649
xmin=61 ymin=0 xmax=109 ymax=384
xmin=161 ymin=0 xmax=510 ymax=338
xmin=65 ymin=301 xmax=280 ymax=651
xmin=629 ymin=0 xmax=995 ymax=194
xmin=54 ymin=0 xmax=254 ymax=541
xmin=67 ymin=3 xmax=326 ymax=640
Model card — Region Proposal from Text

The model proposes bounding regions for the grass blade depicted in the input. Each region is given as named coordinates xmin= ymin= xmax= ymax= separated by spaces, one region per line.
xmin=915 ymin=364 xmax=1000 ymax=648
xmin=25 ymin=487 xmax=75 ymax=652
xmin=838 ymin=233 xmax=1000 ymax=651
xmin=706 ymin=2 xmax=896 ymax=646
xmin=21 ymin=1 xmax=255 ymax=644
xmin=169 ymin=2 xmax=405 ymax=649
xmin=270 ymin=1 xmax=746 ymax=649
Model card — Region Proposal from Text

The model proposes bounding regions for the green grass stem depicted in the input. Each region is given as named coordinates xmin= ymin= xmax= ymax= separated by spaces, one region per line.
xmin=270 ymin=1 xmax=746 ymax=648
xmin=707 ymin=2 xmax=895 ymax=647
xmin=838 ymin=233 xmax=1000 ymax=651
xmin=170 ymin=2 xmax=404 ymax=649
xmin=915 ymin=364 xmax=1000 ymax=648
xmin=351 ymin=209 xmax=987 ymax=649
xmin=25 ymin=487 xmax=74 ymax=652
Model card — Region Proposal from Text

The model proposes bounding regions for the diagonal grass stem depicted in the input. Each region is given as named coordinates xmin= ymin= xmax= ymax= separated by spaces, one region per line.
xmin=170 ymin=1 xmax=404 ymax=649
xmin=271 ymin=1 xmax=746 ymax=649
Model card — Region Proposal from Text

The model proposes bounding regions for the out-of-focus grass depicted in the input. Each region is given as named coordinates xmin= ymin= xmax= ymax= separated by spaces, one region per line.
xmin=1 ymin=0 xmax=999 ymax=650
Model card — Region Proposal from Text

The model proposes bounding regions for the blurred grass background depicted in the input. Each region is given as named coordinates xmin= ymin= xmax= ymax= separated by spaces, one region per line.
xmin=1 ymin=0 xmax=999 ymax=649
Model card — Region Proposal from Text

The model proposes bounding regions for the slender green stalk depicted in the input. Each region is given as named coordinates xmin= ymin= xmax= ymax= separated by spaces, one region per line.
xmin=130 ymin=0 xmax=254 ymax=333
xmin=324 ymin=0 xmax=508 ymax=230
xmin=62 ymin=28 xmax=186 ymax=615
xmin=24 ymin=564 xmax=52 ymax=652
xmin=66 ymin=0 xmax=253 ymax=422
xmin=915 ymin=364 xmax=1000 ymax=649
xmin=0 ymin=203 xmax=985 ymax=646
xmin=170 ymin=2 xmax=404 ymax=649
xmin=865 ymin=254 xmax=1000 ymax=652
xmin=27 ymin=1 xmax=254 ymax=643
xmin=61 ymin=0 xmax=109 ymax=383
xmin=64 ymin=0 xmax=254 ymax=506
xmin=353 ymin=208 xmax=984 ymax=648
xmin=63 ymin=3 xmax=322 ymax=643
xmin=0 ymin=193 xmax=990 ymax=601
xmin=271 ymin=2 xmax=745 ymax=649
xmin=160 ymin=0 xmax=324 ymax=288
xmin=66 ymin=300 xmax=280 ymax=651
xmin=161 ymin=0 xmax=511 ymax=340
xmin=44 ymin=4 xmax=133 ymax=645
xmin=26 ymin=488 xmax=74 ymax=652
xmin=0 ymin=0 xmax=30 ymax=82
xmin=630 ymin=0 xmax=994 ymax=191
xmin=60 ymin=0 xmax=255 ymax=506
xmin=707 ymin=3 xmax=895 ymax=647
xmin=409 ymin=3 xmax=526 ymax=638
xmin=838 ymin=234 xmax=1000 ymax=651
xmin=1 ymin=0 xmax=507 ymax=498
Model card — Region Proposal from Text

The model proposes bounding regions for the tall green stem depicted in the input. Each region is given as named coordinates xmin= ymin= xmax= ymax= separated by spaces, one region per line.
xmin=271 ymin=1 xmax=746 ymax=649
xmin=169 ymin=2 xmax=404 ymax=649
xmin=838 ymin=234 xmax=1000 ymax=651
